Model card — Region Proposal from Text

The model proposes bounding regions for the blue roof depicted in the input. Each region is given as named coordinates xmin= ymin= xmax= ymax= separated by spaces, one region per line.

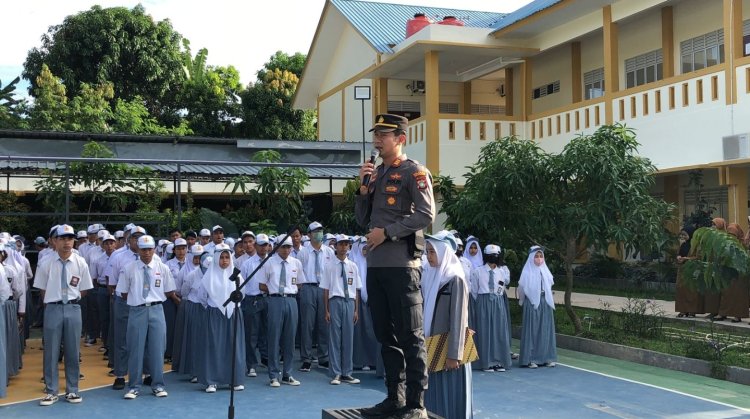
xmin=489 ymin=0 xmax=562 ymax=32
xmin=330 ymin=0 xmax=505 ymax=53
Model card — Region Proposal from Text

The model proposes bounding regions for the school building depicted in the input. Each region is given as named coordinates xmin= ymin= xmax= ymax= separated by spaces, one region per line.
xmin=294 ymin=0 xmax=750 ymax=229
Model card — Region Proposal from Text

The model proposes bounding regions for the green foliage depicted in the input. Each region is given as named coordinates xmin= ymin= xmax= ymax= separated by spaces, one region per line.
xmin=439 ymin=124 xmax=675 ymax=334
xmin=620 ymin=297 xmax=665 ymax=338
xmin=240 ymin=63 xmax=316 ymax=140
xmin=0 ymin=76 xmax=28 ymax=129
xmin=0 ymin=193 xmax=31 ymax=237
xmin=328 ymin=178 xmax=366 ymax=234
xmin=683 ymin=170 xmax=715 ymax=229
xmin=28 ymin=64 xmax=68 ymax=130
xmin=67 ymin=82 xmax=114 ymax=132
xmin=23 ymin=5 xmax=186 ymax=118
xmin=111 ymin=96 xmax=192 ymax=135
xmin=682 ymin=227 xmax=750 ymax=292
xmin=223 ymin=150 xmax=310 ymax=231
xmin=258 ymin=51 xmax=307 ymax=79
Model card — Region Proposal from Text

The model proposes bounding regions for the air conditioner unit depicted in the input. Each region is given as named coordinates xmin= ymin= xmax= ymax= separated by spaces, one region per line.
xmin=722 ymin=133 xmax=750 ymax=160
xmin=407 ymin=80 xmax=425 ymax=94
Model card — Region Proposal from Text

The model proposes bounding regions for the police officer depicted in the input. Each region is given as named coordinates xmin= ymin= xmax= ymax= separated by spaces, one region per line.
xmin=355 ymin=114 xmax=434 ymax=419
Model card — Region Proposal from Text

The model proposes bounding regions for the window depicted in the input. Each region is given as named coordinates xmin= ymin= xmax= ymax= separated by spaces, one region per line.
xmin=532 ymin=80 xmax=560 ymax=99
xmin=439 ymin=103 xmax=459 ymax=114
xmin=584 ymin=68 xmax=605 ymax=100
xmin=680 ymin=29 xmax=725 ymax=73
xmin=625 ymin=49 xmax=663 ymax=89
xmin=470 ymin=104 xmax=505 ymax=115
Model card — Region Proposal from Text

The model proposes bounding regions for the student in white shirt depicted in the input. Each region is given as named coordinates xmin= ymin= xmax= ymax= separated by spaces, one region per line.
xmin=239 ymin=233 xmax=271 ymax=377
xmin=116 ymin=235 xmax=177 ymax=400
xmin=321 ymin=235 xmax=361 ymax=385
xmin=33 ymin=225 xmax=94 ymax=406
xmin=258 ymin=235 xmax=305 ymax=387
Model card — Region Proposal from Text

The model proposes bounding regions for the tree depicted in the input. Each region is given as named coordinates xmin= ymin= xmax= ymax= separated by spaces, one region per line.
xmin=440 ymin=124 xmax=674 ymax=334
xmin=0 ymin=76 xmax=28 ymax=129
xmin=258 ymin=51 xmax=307 ymax=80
xmin=23 ymin=5 xmax=186 ymax=119
xmin=178 ymin=40 xmax=242 ymax=137
xmin=240 ymin=68 xmax=315 ymax=140
xmin=28 ymin=64 xmax=68 ymax=130
xmin=683 ymin=227 xmax=750 ymax=292
xmin=111 ymin=96 xmax=191 ymax=135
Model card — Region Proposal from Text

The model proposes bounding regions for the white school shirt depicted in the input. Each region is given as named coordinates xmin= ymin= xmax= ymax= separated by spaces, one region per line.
xmin=258 ymin=254 xmax=305 ymax=295
xmin=297 ymin=245 xmax=335 ymax=284
xmin=6 ymin=263 xmax=26 ymax=312
xmin=105 ymin=248 xmax=140 ymax=296
xmin=116 ymin=257 xmax=175 ymax=306
xmin=0 ymin=264 xmax=10 ymax=302
xmin=183 ymin=268 xmax=205 ymax=303
xmin=90 ymin=251 xmax=113 ymax=286
xmin=470 ymin=264 xmax=510 ymax=299
xmin=166 ymin=257 xmax=188 ymax=280
xmin=33 ymin=252 xmax=94 ymax=303
xmin=240 ymin=254 xmax=268 ymax=296
xmin=174 ymin=262 xmax=198 ymax=297
xmin=320 ymin=257 xmax=361 ymax=300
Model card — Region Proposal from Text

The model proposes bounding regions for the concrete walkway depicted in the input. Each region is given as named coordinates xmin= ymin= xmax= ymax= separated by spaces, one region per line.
xmin=506 ymin=287 xmax=750 ymax=331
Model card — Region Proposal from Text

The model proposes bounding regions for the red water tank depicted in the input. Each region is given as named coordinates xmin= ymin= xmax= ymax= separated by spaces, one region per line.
xmin=438 ymin=16 xmax=464 ymax=26
xmin=406 ymin=13 xmax=432 ymax=38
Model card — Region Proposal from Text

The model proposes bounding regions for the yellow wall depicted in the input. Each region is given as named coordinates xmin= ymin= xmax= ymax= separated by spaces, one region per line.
xmin=471 ymin=79 xmax=507 ymax=108
xmin=673 ymin=0 xmax=724 ymax=77
xmin=618 ymin=8 xmax=662 ymax=87
xmin=531 ymin=45 xmax=572 ymax=114
xmin=581 ymin=31 xmax=605 ymax=75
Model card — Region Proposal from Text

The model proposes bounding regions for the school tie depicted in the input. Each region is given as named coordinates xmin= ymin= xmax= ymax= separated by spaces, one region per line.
xmin=60 ymin=259 xmax=69 ymax=304
xmin=142 ymin=265 xmax=151 ymax=299
xmin=279 ymin=260 xmax=287 ymax=292
xmin=178 ymin=261 xmax=184 ymax=270
xmin=489 ymin=270 xmax=495 ymax=293
xmin=314 ymin=250 xmax=321 ymax=283
xmin=341 ymin=261 xmax=348 ymax=300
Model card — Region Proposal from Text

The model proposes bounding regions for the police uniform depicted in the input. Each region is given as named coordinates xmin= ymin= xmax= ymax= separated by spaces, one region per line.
xmin=115 ymin=235 xmax=175 ymax=397
xmin=355 ymin=114 xmax=434 ymax=413
xmin=33 ymin=225 xmax=94 ymax=402
xmin=258 ymin=252 xmax=305 ymax=385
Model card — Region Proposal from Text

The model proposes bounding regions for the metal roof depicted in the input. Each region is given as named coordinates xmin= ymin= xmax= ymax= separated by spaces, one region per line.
xmin=330 ymin=0 xmax=505 ymax=53
xmin=489 ymin=0 xmax=561 ymax=32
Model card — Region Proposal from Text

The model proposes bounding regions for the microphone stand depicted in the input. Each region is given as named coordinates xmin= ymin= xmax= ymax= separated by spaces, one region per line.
xmin=221 ymin=226 xmax=297 ymax=419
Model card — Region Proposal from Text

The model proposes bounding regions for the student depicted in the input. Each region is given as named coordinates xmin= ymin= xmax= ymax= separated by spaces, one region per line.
xmin=351 ymin=236 xmax=380 ymax=372
xmin=239 ymin=233 xmax=271 ymax=377
xmin=518 ymin=246 xmax=557 ymax=368
xmin=34 ymin=225 xmax=94 ymax=406
xmin=463 ymin=236 xmax=483 ymax=269
xmin=321 ymin=234 xmax=361 ymax=385
xmin=469 ymin=244 xmax=512 ymax=372
xmin=164 ymin=238 xmax=188 ymax=363
xmin=116 ymin=234 xmax=177 ymax=399
xmin=258 ymin=236 xmax=304 ymax=387
xmin=178 ymin=248 xmax=209 ymax=382
xmin=0 ymin=252 xmax=7 ymax=399
xmin=90 ymin=234 xmax=117 ymax=356
xmin=296 ymin=221 xmax=334 ymax=372
xmin=423 ymin=231 xmax=473 ymax=419
xmin=195 ymin=244 xmax=246 ymax=392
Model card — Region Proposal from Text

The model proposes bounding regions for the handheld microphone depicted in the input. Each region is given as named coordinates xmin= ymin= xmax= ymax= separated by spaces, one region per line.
xmin=362 ymin=149 xmax=380 ymax=186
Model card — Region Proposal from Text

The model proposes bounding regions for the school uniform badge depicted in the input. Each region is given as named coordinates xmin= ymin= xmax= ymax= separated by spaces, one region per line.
xmin=70 ymin=276 xmax=79 ymax=287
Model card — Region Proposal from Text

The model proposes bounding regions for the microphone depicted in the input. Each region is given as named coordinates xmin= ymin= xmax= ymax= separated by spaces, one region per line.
xmin=362 ymin=149 xmax=380 ymax=186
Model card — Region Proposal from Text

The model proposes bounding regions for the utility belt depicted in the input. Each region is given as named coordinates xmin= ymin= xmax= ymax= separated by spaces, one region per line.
xmin=388 ymin=230 xmax=424 ymax=259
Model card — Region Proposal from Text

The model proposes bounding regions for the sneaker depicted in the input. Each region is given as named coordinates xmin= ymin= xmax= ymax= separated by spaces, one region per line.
xmin=528 ymin=363 xmax=538 ymax=369
xmin=153 ymin=388 xmax=168 ymax=397
xmin=84 ymin=338 xmax=96 ymax=347
xmin=340 ymin=375 xmax=360 ymax=384
xmin=142 ymin=375 xmax=152 ymax=386
xmin=233 ymin=385 xmax=245 ymax=391
xmin=39 ymin=394 xmax=59 ymax=406
xmin=269 ymin=379 xmax=280 ymax=388
xmin=246 ymin=368 xmax=257 ymax=377
xmin=299 ymin=361 xmax=312 ymax=372
xmin=65 ymin=393 xmax=82 ymax=403
xmin=205 ymin=384 xmax=217 ymax=393
xmin=361 ymin=365 xmax=371 ymax=371
xmin=124 ymin=389 xmax=139 ymax=400
xmin=546 ymin=362 xmax=556 ymax=368
xmin=482 ymin=367 xmax=495 ymax=372
xmin=112 ymin=377 xmax=126 ymax=390
xmin=393 ymin=407 xmax=428 ymax=419
xmin=79 ymin=373 xmax=85 ymax=380
xmin=494 ymin=365 xmax=506 ymax=372
xmin=107 ymin=369 xmax=115 ymax=377
xmin=318 ymin=361 xmax=329 ymax=369
xmin=98 ymin=346 xmax=107 ymax=352
xmin=281 ymin=376 xmax=300 ymax=386
xmin=330 ymin=375 xmax=341 ymax=385
xmin=189 ymin=376 xmax=198 ymax=383
xmin=360 ymin=397 xmax=406 ymax=417
xmin=511 ymin=352 xmax=519 ymax=360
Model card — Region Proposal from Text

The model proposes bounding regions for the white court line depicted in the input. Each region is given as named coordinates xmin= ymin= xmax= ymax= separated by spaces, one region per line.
xmin=558 ymin=362 xmax=750 ymax=414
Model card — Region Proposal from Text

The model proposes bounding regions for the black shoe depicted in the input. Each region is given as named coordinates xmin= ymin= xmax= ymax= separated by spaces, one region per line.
xmin=143 ymin=375 xmax=152 ymax=386
xmin=318 ymin=361 xmax=329 ymax=369
xmin=260 ymin=357 xmax=268 ymax=368
xmin=393 ymin=407 xmax=428 ymax=419
xmin=360 ymin=397 xmax=405 ymax=418
xmin=298 ymin=362 xmax=312 ymax=372
xmin=112 ymin=377 xmax=126 ymax=390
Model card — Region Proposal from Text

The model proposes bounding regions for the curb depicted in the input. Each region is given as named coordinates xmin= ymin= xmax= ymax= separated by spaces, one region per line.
xmin=554 ymin=333 xmax=750 ymax=386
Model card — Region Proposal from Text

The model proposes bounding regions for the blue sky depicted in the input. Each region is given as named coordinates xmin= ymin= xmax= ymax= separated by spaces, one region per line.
xmin=1 ymin=0 xmax=532 ymax=99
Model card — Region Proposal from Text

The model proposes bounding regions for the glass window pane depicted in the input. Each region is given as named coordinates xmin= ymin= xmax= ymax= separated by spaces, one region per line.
xmin=682 ymin=54 xmax=693 ymax=74
xmin=646 ymin=66 xmax=655 ymax=83
xmin=694 ymin=50 xmax=705 ymax=70
xmin=656 ymin=63 xmax=662 ymax=81
xmin=627 ymin=72 xmax=635 ymax=88
xmin=636 ymin=68 xmax=645 ymax=86
xmin=719 ymin=44 xmax=725 ymax=63
xmin=706 ymin=46 xmax=718 ymax=67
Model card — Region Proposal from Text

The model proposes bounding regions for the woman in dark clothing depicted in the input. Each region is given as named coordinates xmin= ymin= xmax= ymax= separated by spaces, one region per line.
xmin=675 ymin=225 xmax=703 ymax=318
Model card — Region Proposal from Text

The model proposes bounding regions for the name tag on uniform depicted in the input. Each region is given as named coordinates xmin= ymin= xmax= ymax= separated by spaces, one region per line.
xmin=291 ymin=277 xmax=297 ymax=285
xmin=70 ymin=276 xmax=79 ymax=287
xmin=155 ymin=279 xmax=161 ymax=288
xmin=347 ymin=278 xmax=353 ymax=286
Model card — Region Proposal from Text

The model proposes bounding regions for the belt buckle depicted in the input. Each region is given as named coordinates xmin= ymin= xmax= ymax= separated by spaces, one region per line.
xmin=145 ymin=302 xmax=153 ymax=307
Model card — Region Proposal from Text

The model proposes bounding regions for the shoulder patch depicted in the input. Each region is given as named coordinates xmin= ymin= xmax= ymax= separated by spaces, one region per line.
xmin=412 ymin=171 xmax=426 ymax=178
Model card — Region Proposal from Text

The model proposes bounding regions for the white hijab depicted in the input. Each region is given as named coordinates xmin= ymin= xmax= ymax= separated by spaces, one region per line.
xmin=201 ymin=244 xmax=238 ymax=318
xmin=518 ymin=246 xmax=555 ymax=309
xmin=422 ymin=235 xmax=465 ymax=337
xmin=349 ymin=239 xmax=368 ymax=303
xmin=463 ymin=236 xmax=483 ymax=268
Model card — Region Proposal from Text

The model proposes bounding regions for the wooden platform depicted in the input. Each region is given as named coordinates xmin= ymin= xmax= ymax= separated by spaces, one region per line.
xmin=322 ymin=408 xmax=443 ymax=418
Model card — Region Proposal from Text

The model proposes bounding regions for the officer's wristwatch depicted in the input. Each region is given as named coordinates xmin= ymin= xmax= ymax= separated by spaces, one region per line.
xmin=384 ymin=227 xmax=398 ymax=242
